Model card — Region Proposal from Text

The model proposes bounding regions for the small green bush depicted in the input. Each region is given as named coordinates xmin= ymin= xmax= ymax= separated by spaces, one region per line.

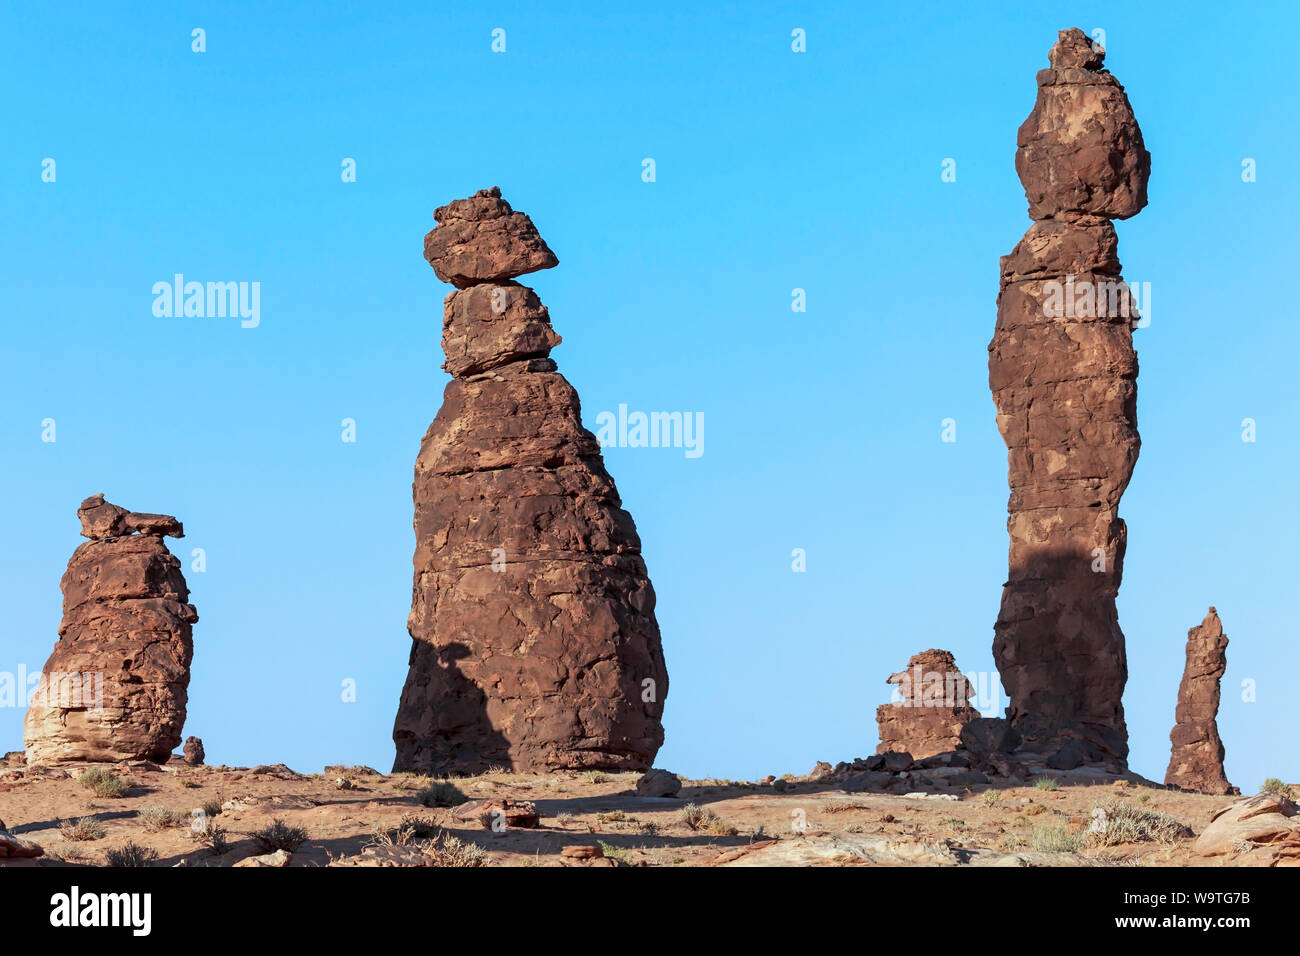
xmin=416 ymin=781 xmax=467 ymax=808
xmin=77 ymin=768 xmax=126 ymax=798
xmin=1031 ymin=822 xmax=1082 ymax=853
xmin=1262 ymin=778 xmax=1296 ymax=800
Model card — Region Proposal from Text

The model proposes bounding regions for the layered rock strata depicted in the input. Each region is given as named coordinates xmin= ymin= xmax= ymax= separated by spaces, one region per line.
xmin=876 ymin=649 xmax=978 ymax=761
xmin=24 ymin=495 xmax=196 ymax=765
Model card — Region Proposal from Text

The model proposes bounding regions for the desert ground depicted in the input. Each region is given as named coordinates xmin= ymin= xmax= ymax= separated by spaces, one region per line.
xmin=1 ymin=753 xmax=1291 ymax=868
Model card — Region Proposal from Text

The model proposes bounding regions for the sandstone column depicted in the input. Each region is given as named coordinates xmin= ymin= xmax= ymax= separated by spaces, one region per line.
xmin=392 ymin=188 xmax=668 ymax=775
xmin=989 ymin=29 xmax=1150 ymax=770
xmin=876 ymin=649 xmax=977 ymax=761
xmin=24 ymin=495 xmax=197 ymax=765
xmin=1165 ymin=608 xmax=1236 ymax=794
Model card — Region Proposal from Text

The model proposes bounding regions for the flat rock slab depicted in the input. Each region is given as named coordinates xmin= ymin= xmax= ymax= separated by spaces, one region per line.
xmin=712 ymin=835 xmax=1090 ymax=867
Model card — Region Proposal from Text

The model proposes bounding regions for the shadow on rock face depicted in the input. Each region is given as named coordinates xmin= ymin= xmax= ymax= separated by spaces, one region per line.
xmin=392 ymin=642 xmax=512 ymax=776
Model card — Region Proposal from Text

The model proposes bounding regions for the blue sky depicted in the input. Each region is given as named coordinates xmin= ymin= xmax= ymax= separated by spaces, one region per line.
xmin=1 ymin=1 xmax=1296 ymax=789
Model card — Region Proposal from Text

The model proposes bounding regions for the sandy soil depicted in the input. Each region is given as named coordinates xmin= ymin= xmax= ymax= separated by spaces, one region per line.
xmin=2 ymin=756 xmax=1288 ymax=867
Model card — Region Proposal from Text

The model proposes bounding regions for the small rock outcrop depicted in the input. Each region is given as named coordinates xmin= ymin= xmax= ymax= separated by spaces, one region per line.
xmin=876 ymin=649 xmax=978 ymax=760
xmin=23 ymin=496 xmax=197 ymax=765
xmin=636 ymin=768 xmax=682 ymax=797
xmin=1195 ymin=792 xmax=1300 ymax=863
xmin=183 ymin=735 xmax=205 ymax=766
xmin=1165 ymin=608 xmax=1236 ymax=794
xmin=989 ymin=28 xmax=1150 ymax=770
xmin=392 ymin=188 xmax=668 ymax=775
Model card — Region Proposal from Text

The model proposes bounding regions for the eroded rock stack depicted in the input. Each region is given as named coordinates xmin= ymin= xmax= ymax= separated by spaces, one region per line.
xmin=988 ymin=28 xmax=1150 ymax=771
xmin=24 ymin=495 xmax=197 ymax=765
xmin=1165 ymin=608 xmax=1236 ymax=794
xmin=392 ymin=187 xmax=668 ymax=775
xmin=876 ymin=649 xmax=978 ymax=761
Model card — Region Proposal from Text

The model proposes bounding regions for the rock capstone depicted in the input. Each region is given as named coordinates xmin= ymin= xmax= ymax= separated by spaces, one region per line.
xmin=423 ymin=187 xmax=559 ymax=289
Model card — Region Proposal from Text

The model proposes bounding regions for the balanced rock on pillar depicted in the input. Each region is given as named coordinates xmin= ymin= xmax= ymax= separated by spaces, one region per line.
xmin=876 ymin=650 xmax=978 ymax=761
xmin=1165 ymin=608 xmax=1237 ymax=795
xmin=392 ymin=187 xmax=668 ymax=775
xmin=989 ymin=28 xmax=1150 ymax=770
xmin=24 ymin=496 xmax=197 ymax=765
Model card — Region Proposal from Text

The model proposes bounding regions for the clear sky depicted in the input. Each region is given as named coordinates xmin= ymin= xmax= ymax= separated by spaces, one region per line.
xmin=2 ymin=1 xmax=1296 ymax=789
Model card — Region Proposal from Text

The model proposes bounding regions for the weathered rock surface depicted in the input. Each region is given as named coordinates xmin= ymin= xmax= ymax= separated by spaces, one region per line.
xmin=24 ymin=498 xmax=197 ymax=765
xmin=423 ymin=187 xmax=558 ymax=289
xmin=636 ymin=768 xmax=682 ymax=797
xmin=712 ymin=835 xmax=1085 ymax=867
xmin=1165 ymin=608 xmax=1235 ymax=794
xmin=0 ymin=832 xmax=44 ymax=859
xmin=77 ymin=493 xmax=184 ymax=539
xmin=183 ymin=736 xmax=205 ymax=767
xmin=452 ymin=799 xmax=539 ymax=829
xmin=1195 ymin=792 xmax=1300 ymax=858
xmin=989 ymin=28 xmax=1150 ymax=770
xmin=233 ymin=849 xmax=293 ymax=868
xmin=561 ymin=844 xmax=603 ymax=860
xmin=1016 ymin=30 xmax=1149 ymax=221
xmin=393 ymin=188 xmax=667 ymax=775
xmin=876 ymin=650 xmax=978 ymax=761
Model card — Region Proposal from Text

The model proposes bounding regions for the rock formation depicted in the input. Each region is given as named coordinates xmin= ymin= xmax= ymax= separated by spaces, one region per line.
xmin=1165 ymin=608 xmax=1235 ymax=794
xmin=1195 ymin=792 xmax=1300 ymax=863
xmin=392 ymin=188 xmax=668 ymax=775
xmin=876 ymin=649 xmax=978 ymax=761
xmin=23 ymin=495 xmax=197 ymax=765
xmin=988 ymin=28 xmax=1150 ymax=770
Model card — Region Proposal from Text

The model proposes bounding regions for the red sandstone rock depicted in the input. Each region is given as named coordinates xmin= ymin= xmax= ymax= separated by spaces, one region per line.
xmin=423 ymin=187 xmax=559 ymax=289
xmin=452 ymin=799 xmax=539 ymax=829
xmin=24 ymin=499 xmax=197 ymax=765
xmin=636 ymin=768 xmax=681 ymax=797
xmin=1015 ymin=29 xmax=1149 ymax=221
xmin=1195 ymin=792 xmax=1299 ymax=857
xmin=440 ymin=281 xmax=562 ymax=378
xmin=989 ymin=29 xmax=1150 ymax=770
xmin=393 ymin=188 xmax=667 ymax=775
xmin=0 ymin=832 xmax=44 ymax=858
xmin=1165 ymin=608 xmax=1236 ymax=794
xmin=561 ymin=844 xmax=603 ymax=860
xmin=876 ymin=650 xmax=978 ymax=761
xmin=77 ymin=493 xmax=184 ymax=539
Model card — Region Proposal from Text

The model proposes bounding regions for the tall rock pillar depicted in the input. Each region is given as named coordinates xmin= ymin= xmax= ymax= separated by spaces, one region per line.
xmin=1165 ymin=608 xmax=1236 ymax=794
xmin=392 ymin=188 xmax=668 ymax=775
xmin=989 ymin=29 xmax=1150 ymax=770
